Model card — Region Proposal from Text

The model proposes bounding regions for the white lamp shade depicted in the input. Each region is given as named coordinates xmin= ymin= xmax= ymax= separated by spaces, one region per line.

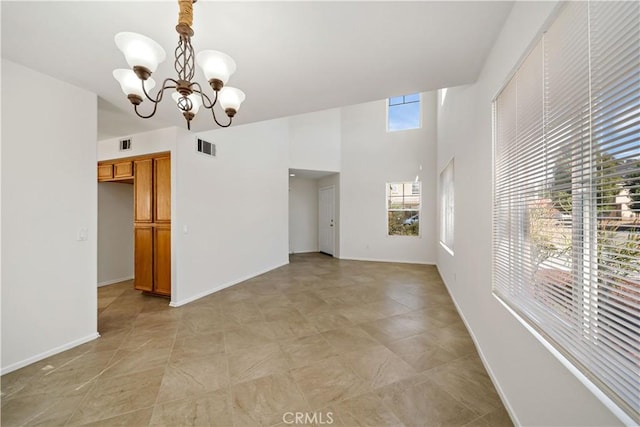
xmin=196 ymin=50 xmax=236 ymax=84
xmin=115 ymin=32 xmax=166 ymax=72
xmin=113 ymin=69 xmax=156 ymax=97
xmin=172 ymin=92 xmax=202 ymax=114
xmin=218 ymin=87 xmax=245 ymax=112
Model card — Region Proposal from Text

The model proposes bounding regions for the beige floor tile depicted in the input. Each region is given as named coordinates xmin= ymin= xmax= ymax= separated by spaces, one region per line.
xmin=79 ymin=406 xmax=154 ymax=426
xmin=150 ymin=388 xmax=233 ymax=426
xmin=1 ymin=393 xmax=84 ymax=427
xmin=329 ymin=392 xmax=404 ymax=426
xmin=291 ymin=356 xmax=369 ymax=410
xmin=227 ymin=342 xmax=289 ymax=384
xmin=385 ymin=332 xmax=456 ymax=372
xmin=224 ymin=327 xmax=274 ymax=353
xmin=1 ymin=255 xmax=510 ymax=427
xmin=341 ymin=345 xmax=416 ymax=390
xmin=101 ymin=346 xmax=171 ymax=379
xmin=170 ymin=330 xmax=225 ymax=362
xmin=376 ymin=377 xmax=477 ymax=427
xmin=463 ymin=406 xmax=514 ymax=427
xmin=67 ymin=367 xmax=164 ymax=425
xmin=321 ymin=326 xmax=381 ymax=353
xmin=359 ymin=312 xmax=431 ymax=344
xmin=156 ymin=353 xmax=229 ymax=403
xmin=304 ymin=311 xmax=355 ymax=332
xmin=425 ymin=354 xmax=503 ymax=416
xmin=232 ymin=373 xmax=309 ymax=426
xmin=279 ymin=334 xmax=339 ymax=369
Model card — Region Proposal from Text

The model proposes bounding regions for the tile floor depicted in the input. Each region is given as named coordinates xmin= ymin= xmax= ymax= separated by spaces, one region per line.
xmin=1 ymin=253 xmax=513 ymax=426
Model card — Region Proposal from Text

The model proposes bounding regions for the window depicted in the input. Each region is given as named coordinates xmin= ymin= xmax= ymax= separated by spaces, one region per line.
xmin=440 ymin=159 xmax=454 ymax=253
xmin=493 ymin=2 xmax=639 ymax=422
xmin=387 ymin=182 xmax=420 ymax=236
xmin=387 ymin=93 xmax=421 ymax=131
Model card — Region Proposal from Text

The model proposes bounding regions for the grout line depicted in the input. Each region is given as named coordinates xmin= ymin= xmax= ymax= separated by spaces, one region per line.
xmin=43 ymin=350 xmax=91 ymax=376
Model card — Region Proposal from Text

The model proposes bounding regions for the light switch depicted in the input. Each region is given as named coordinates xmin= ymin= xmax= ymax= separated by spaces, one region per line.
xmin=77 ymin=227 xmax=88 ymax=241
xmin=183 ymin=224 xmax=188 ymax=234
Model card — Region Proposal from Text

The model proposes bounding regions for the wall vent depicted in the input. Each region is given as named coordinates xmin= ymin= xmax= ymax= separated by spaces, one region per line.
xmin=119 ymin=138 xmax=132 ymax=151
xmin=197 ymin=138 xmax=216 ymax=157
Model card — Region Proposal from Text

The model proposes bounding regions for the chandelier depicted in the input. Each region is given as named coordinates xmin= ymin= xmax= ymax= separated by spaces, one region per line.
xmin=112 ymin=0 xmax=245 ymax=130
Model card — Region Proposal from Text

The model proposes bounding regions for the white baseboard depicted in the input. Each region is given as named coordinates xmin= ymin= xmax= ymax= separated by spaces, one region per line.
xmin=338 ymin=256 xmax=435 ymax=265
xmin=169 ymin=261 xmax=290 ymax=307
xmin=97 ymin=276 xmax=134 ymax=287
xmin=1 ymin=332 xmax=100 ymax=375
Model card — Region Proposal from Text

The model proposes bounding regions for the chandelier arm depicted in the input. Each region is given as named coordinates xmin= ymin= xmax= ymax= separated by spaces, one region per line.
xmin=142 ymin=78 xmax=179 ymax=103
xmin=189 ymin=82 xmax=217 ymax=109
xmin=210 ymin=107 xmax=233 ymax=128
xmin=133 ymin=102 xmax=161 ymax=119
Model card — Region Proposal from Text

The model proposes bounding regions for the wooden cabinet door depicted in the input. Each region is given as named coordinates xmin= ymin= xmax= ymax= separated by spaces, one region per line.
xmin=154 ymin=156 xmax=171 ymax=223
xmin=134 ymin=159 xmax=153 ymax=222
xmin=154 ymin=226 xmax=171 ymax=296
xmin=97 ymin=164 xmax=113 ymax=181
xmin=114 ymin=161 xmax=133 ymax=179
xmin=134 ymin=226 xmax=153 ymax=292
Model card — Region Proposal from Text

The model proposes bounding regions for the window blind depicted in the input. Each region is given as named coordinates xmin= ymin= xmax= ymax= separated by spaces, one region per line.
xmin=493 ymin=1 xmax=640 ymax=422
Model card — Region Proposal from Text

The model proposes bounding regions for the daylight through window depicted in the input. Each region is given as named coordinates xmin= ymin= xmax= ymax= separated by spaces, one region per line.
xmin=388 ymin=93 xmax=421 ymax=132
xmin=492 ymin=2 xmax=639 ymax=422
xmin=440 ymin=159 xmax=454 ymax=252
xmin=387 ymin=182 xmax=421 ymax=236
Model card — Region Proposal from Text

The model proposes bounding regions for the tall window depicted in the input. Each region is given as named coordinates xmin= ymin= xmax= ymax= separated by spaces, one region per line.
xmin=493 ymin=2 xmax=639 ymax=422
xmin=387 ymin=182 xmax=420 ymax=236
xmin=440 ymin=159 xmax=454 ymax=253
xmin=387 ymin=93 xmax=421 ymax=131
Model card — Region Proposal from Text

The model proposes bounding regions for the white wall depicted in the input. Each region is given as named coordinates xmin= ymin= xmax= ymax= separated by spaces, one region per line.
xmin=97 ymin=182 xmax=134 ymax=286
xmin=1 ymin=60 xmax=98 ymax=373
xmin=289 ymin=176 xmax=319 ymax=254
xmin=98 ymin=127 xmax=177 ymax=160
xmin=289 ymin=109 xmax=341 ymax=172
xmin=172 ymin=119 xmax=290 ymax=306
xmin=340 ymin=92 xmax=438 ymax=264
xmin=436 ymin=2 xmax=623 ymax=426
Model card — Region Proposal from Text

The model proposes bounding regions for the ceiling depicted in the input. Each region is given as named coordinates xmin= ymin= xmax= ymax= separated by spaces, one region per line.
xmin=1 ymin=1 xmax=513 ymax=140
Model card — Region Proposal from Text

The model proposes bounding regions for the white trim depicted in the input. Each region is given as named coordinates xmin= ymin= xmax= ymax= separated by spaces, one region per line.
xmin=97 ymin=276 xmax=133 ymax=287
xmin=0 ymin=332 xmax=100 ymax=375
xmin=338 ymin=256 xmax=435 ymax=266
xmin=493 ymin=294 xmax=637 ymax=427
xmin=169 ymin=261 xmax=289 ymax=307
xmin=439 ymin=241 xmax=454 ymax=256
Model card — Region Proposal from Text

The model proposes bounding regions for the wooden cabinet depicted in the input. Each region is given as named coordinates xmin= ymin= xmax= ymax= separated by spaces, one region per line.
xmin=153 ymin=226 xmax=172 ymax=296
xmin=98 ymin=160 xmax=133 ymax=181
xmin=154 ymin=156 xmax=171 ymax=223
xmin=98 ymin=164 xmax=113 ymax=181
xmin=133 ymin=154 xmax=171 ymax=297
xmin=114 ymin=161 xmax=133 ymax=179
xmin=134 ymin=226 xmax=154 ymax=293
xmin=134 ymin=159 xmax=153 ymax=223
xmin=98 ymin=152 xmax=171 ymax=298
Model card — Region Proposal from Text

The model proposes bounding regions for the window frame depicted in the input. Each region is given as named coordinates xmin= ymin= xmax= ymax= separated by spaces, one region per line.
xmin=440 ymin=158 xmax=454 ymax=254
xmin=491 ymin=3 xmax=640 ymax=425
xmin=386 ymin=181 xmax=421 ymax=237
xmin=386 ymin=93 xmax=422 ymax=132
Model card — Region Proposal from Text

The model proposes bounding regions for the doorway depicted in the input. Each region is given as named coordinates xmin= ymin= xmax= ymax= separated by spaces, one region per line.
xmin=319 ymin=185 xmax=335 ymax=256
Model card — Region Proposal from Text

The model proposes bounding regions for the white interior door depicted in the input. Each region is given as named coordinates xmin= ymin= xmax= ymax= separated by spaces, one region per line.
xmin=319 ymin=186 xmax=335 ymax=255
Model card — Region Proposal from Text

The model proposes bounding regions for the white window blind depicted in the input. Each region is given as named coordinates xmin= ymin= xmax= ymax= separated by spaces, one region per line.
xmin=440 ymin=159 xmax=455 ymax=252
xmin=493 ymin=2 xmax=640 ymax=422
